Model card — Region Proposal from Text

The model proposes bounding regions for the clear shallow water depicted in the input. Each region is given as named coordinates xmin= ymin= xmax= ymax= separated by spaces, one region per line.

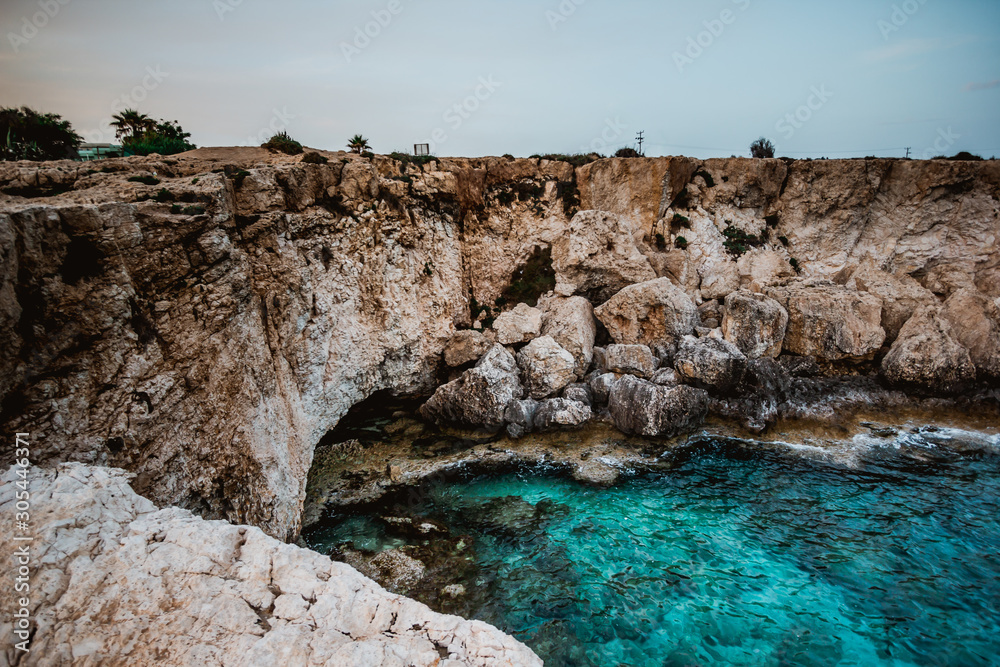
xmin=309 ymin=430 xmax=1000 ymax=666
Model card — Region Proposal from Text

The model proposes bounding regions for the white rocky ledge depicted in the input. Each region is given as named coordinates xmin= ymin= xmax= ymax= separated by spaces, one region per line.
xmin=0 ymin=464 xmax=540 ymax=667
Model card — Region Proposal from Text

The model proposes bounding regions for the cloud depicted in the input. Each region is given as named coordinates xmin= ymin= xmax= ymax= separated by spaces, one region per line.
xmin=965 ymin=80 xmax=1000 ymax=92
xmin=863 ymin=36 xmax=974 ymax=62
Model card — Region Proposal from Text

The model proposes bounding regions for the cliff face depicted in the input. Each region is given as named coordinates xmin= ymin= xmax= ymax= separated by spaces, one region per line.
xmin=1 ymin=149 xmax=998 ymax=540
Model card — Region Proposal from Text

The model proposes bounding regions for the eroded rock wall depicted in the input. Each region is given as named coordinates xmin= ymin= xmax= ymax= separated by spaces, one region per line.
xmin=1 ymin=150 xmax=997 ymax=541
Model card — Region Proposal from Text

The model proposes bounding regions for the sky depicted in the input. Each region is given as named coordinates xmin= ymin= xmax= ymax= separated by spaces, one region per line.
xmin=1 ymin=0 xmax=998 ymax=159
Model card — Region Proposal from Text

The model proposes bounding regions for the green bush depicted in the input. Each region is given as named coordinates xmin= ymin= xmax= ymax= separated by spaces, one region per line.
xmin=389 ymin=151 xmax=436 ymax=166
xmin=262 ymin=131 xmax=303 ymax=155
xmin=534 ymin=153 xmax=602 ymax=168
xmin=232 ymin=170 xmax=251 ymax=188
xmin=779 ymin=235 xmax=789 ymax=246
xmin=301 ymin=152 xmax=328 ymax=164
xmin=120 ymin=117 xmax=195 ymax=157
xmin=675 ymin=236 xmax=689 ymax=250
xmin=615 ymin=147 xmax=641 ymax=158
xmin=672 ymin=213 xmax=691 ymax=228
xmin=154 ymin=188 xmax=174 ymax=203
xmin=722 ymin=225 xmax=764 ymax=258
xmin=655 ymin=233 xmax=667 ymax=250
xmin=128 ymin=175 xmax=161 ymax=186
xmin=1 ymin=106 xmax=82 ymax=161
xmin=750 ymin=137 xmax=775 ymax=159
xmin=790 ymin=258 xmax=800 ymax=272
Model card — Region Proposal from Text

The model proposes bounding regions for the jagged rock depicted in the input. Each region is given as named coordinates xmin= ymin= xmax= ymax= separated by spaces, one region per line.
xmin=767 ymin=282 xmax=885 ymax=360
xmin=444 ymin=330 xmax=492 ymax=367
xmin=941 ymin=287 xmax=1000 ymax=380
xmin=0 ymin=464 xmax=541 ymax=667
xmin=588 ymin=372 xmax=618 ymax=404
xmin=608 ymin=375 xmax=709 ymax=437
xmin=605 ymin=344 xmax=658 ymax=379
xmin=494 ymin=303 xmax=543 ymax=345
xmin=595 ymin=278 xmax=699 ymax=347
xmin=552 ymin=210 xmax=656 ymax=303
xmin=651 ymin=368 xmax=680 ymax=386
xmin=534 ymin=398 xmax=592 ymax=431
xmin=516 ymin=336 xmax=577 ymax=399
xmin=674 ymin=336 xmax=748 ymax=393
xmin=504 ymin=398 xmax=540 ymax=439
xmin=713 ymin=359 xmax=792 ymax=432
xmin=537 ymin=295 xmax=597 ymax=376
xmin=420 ymin=345 xmax=523 ymax=429
xmin=343 ymin=548 xmax=427 ymax=593
xmin=847 ymin=257 xmax=937 ymax=341
xmin=562 ymin=382 xmax=593 ymax=406
xmin=736 ymin=249 xmax=797 ymax=291
xmin=722 ymin=290 xmax=789 ymax=359
xmin=882 ymin=307 xmax=975 ymax=393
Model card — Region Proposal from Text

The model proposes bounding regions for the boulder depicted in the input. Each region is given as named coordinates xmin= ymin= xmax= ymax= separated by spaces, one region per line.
xmin=605 ymin=344 xmax=658 ymax=378
xmin=767 ymin=282 xmax=885 ymax=360
xmin=494 ymin=303 xmax=543 ymax=345
xmin=504 ymin=398 xmax=540 ymax=439
xmin=650 ymin=368 xmax=680 ymax=386
xmin=534 ymin=398 xmax=592 ymax=431
xmin=674 ymin=336 xmax=748 ymax=393
xmin=552 ymin=210 xmax=656 ymax=303
xmin=595 ymin=278 xmax=699 ymax=347
xmin=941 ymin=287 xmax=1000 ymax=380
xmin=537 ymin=295 xmax=598 ymax=376
xmin=608 ymin=375 xmax=709 ymax=437
xmin=443 ymin=330 xmax=491 ymax=367
xmin=516 ymin=336 xmax=577 ymax=399
xmin=847 ymin=257 xmax=937 ymax=341
xmin=722 ymin=290 xmax=789 ymax=359
xmin=736 ymin=249 xmax=797 ymax=291
xmin=881 ymin=307 xmax=975 ymax=393
xmin=419 ymin=344 xmax=523 ymax=429
xmin=562 ymin=382 xmax=593 ymax=407
xmin=588 ymin=372 xmax=618 ymax=404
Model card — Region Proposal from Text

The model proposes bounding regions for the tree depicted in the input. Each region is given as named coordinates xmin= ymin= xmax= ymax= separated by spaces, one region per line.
xmin=750 ymin=137 xmax=775 ymax=159
xmin=1 ymin=106 xmax=82 ymax=161
xmin=347 ymin=134 xmax=370 ymax=154
xmin=111 ymin=109 xmax=155 ymax=143
xmin=614 ymin=147 xmax=641 ymax=158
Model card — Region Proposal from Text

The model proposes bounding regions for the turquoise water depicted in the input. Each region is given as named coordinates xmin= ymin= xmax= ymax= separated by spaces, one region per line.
xmin=308 ymin=430 xmax=1000 ymax=666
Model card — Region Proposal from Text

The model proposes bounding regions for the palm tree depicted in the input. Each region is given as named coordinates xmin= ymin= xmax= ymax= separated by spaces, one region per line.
xmin=347 ymin=134 xmax=370 ymax=154
xmin=111 ymin=109 xmax=154 ymax=143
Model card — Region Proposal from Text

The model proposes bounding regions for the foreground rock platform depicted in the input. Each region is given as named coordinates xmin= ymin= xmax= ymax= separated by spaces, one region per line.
xmin=0 ymin=464 xmax=541 ymax=667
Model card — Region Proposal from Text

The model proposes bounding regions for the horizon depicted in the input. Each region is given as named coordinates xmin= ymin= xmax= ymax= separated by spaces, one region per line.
xmin=2 ymin=0 xmax=999 ymax=160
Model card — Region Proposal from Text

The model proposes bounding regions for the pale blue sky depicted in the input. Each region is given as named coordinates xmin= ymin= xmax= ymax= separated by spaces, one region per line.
xmin=2 ymin=0 xmax=998 ymax=158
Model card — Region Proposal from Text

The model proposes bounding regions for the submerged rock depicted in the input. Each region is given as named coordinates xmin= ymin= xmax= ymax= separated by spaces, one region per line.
xmin=594 ymin=277 xmax=699 ymax=347
xmin=882 ymin=307 xmax=975 ymax=393
xmin=605 ymin=344 xmax=658 ymax=378
xmin=494 ymin=302 xmax=543 ymax=345
xmin=420 ymin=344 xmax=524 ymax=429
xmin=534 ymin=398 xmax=592 ymax=431
xmin=517 ymin=336 xmax=577 ymax=399
xmin=343 ymin=548 xmax=428 ymax=593
xmin=538 ymin=294 xmax=598 ymax=377
xmin=552 ymin=210 xmax=657 ymax=303
xmin=722 ymin=290 xmax=788 ymax=359
xmin=674 ymin=336 xmax=748 ymax=394
xmin=768 ymin=282 xmax=885 ymax=360
xmin=608 ymin=375 xmax=709 ymax=437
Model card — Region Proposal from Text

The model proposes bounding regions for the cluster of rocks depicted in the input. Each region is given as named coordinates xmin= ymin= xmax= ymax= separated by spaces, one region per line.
xmin=421 ymin=264 xmax=1000 ymax=439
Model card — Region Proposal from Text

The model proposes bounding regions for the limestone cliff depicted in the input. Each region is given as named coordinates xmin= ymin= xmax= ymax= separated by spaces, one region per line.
xmin=1 ymin=149 xmax=998 ymax=541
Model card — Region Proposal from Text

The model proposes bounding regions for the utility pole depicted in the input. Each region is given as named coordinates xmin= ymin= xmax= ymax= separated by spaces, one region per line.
xmin=636 ymin=131 xmax=645 ymax=157
xmin=905 ymin=147 xmax=911 ymax=159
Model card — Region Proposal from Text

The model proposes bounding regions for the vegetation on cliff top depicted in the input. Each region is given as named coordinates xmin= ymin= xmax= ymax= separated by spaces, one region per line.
xmin=1 ymin=106 xmax=82 ymax=161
